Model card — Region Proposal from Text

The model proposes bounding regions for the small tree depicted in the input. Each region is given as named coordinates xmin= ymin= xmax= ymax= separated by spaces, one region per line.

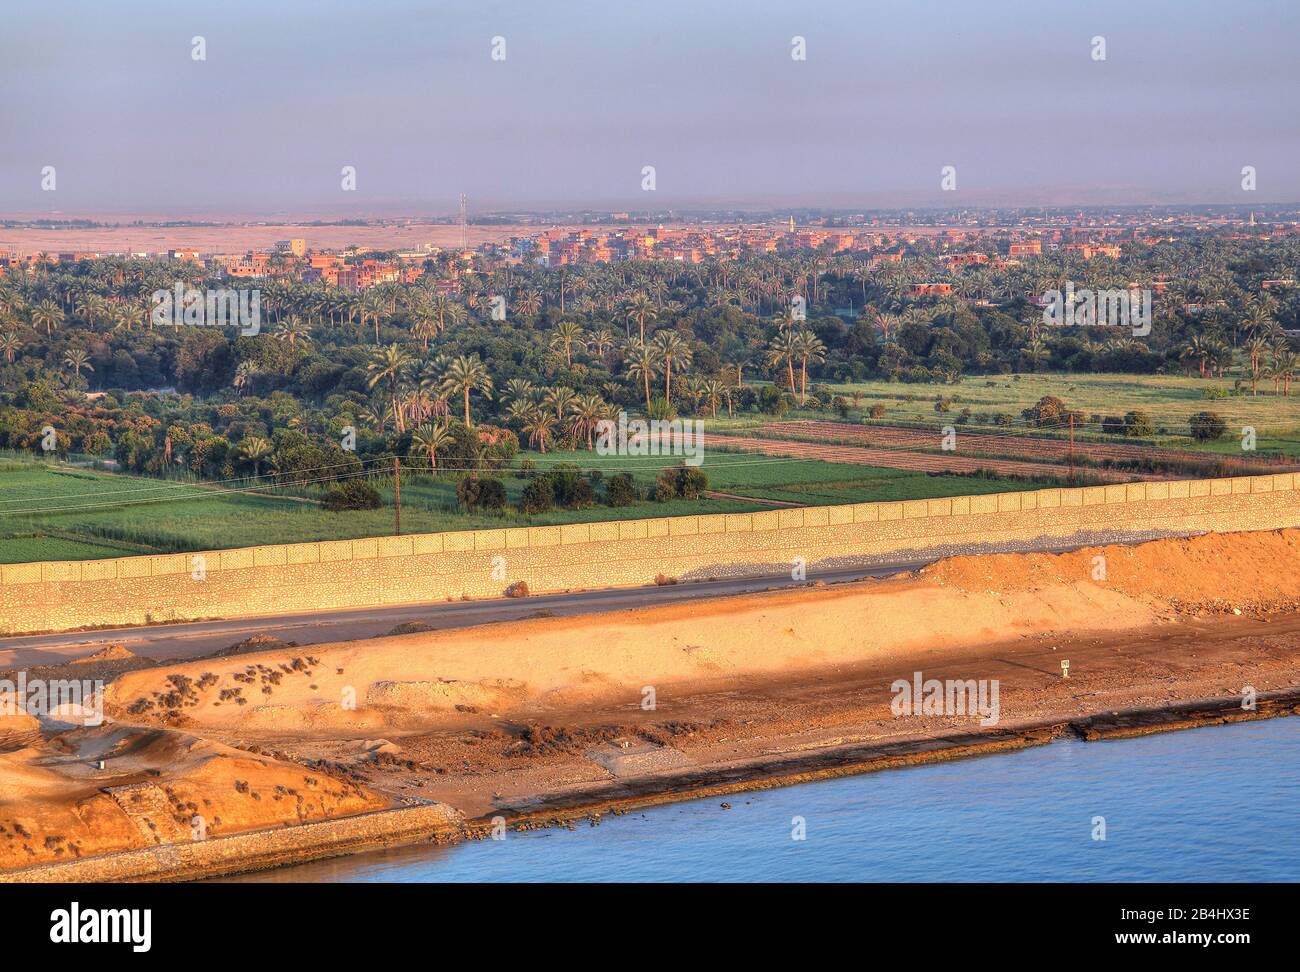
xmin=1188 ymin=411 xmax=1228 ymax=442
xmin=605 ymin=472 xmax=638 ymax=506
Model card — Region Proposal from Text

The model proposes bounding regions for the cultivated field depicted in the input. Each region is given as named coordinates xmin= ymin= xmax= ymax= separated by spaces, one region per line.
xmin=0 ymin=454 xmax=1035 ymax=563
xmin=826 ymin=372 xmax=1300 ymax=453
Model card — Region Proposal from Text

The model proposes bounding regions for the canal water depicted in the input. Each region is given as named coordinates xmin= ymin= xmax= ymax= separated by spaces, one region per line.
xmin=223 ymin=717 xmax=1300 ymax=882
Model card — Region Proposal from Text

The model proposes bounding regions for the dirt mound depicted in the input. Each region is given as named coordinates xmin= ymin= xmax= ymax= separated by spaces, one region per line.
xmin=0 ymin=723 xmax=389 ymax=872
xmin=211 ymin=634 xmax=299 ymax=657
xmin=83 ymin=644 xmax=136 ymax=662
xmin=100 ymin=529 xmax=1300 ymax=740
xmin=922 ymin=528 xmax=1300 ymax=613
xmin=382 ymin=620 xmax=434 ymax=637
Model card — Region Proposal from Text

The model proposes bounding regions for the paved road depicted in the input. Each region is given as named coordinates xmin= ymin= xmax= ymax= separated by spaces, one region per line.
xmin=0 ymin=532 xmax=1172 ymax=670
xmin=0 ymin=562 xmax=932 ymax=669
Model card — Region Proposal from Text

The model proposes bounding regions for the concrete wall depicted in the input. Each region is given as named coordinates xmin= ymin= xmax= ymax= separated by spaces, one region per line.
xmin=0 ymin=803 xmax=459 ymax=883
xmin=3 ymin=473 xmax=1299 ymax=636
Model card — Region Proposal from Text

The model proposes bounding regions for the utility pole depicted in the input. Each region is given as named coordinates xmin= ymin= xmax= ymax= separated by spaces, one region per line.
xmin=1067 ymin=413 xmax=1075 ymax=485
xmin=393 ymin=457 xmax=402 ymax=535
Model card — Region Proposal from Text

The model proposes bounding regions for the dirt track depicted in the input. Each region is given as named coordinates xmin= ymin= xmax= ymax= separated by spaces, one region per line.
xmin=703 ymin=432 xmax=1148 ymax=482
xmin=763 ymin=420 xmax=1295 ymax=476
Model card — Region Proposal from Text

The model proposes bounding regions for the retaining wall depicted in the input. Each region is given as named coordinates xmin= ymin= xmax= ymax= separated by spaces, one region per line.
xmin=3 ymin=474 xmax=1299 ymax=635
xmin=0 ymin=803 xmax=459 ymax=883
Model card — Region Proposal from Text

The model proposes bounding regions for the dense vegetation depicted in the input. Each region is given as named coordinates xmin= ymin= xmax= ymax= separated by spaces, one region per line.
xmin=0 ymin=233 xmax=1297 ymax=493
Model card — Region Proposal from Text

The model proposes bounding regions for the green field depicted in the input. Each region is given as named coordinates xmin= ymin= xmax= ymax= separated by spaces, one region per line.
xmin=819 ymin=372 xmax=1300 ymax=453
xmin=0 ymin=453 xmax=1037 ymax=563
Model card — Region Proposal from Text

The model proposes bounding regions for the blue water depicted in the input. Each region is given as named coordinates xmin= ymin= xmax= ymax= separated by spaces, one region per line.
xmin=226 ymin=718 xmax=1300 ymax=882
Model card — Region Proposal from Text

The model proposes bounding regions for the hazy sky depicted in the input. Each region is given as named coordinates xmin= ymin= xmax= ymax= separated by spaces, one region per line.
xmin=2 ymin=0 xmax=1297 ymax=216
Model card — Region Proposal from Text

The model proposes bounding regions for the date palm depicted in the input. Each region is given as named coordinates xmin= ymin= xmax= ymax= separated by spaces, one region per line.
xmin=238 ymin=436 xmax=274 ymax=478
xmin=569 ymin=393 xmax=609 ymax=448
xmin=0 ymin=330 xmax=22 ymax=364
xmin=543 ymin=385 xmax=577 ymax=423
xmin=441 ymin=353 xmax=493 ymax=426
xmin=62 ymin=347 xmax=93 ymax=384
xmin=274 ymin=315 xmax=312 ymax=347
xmin=765 ymin=330 xmax=797 ymax=395
xmin=551 ymin=320 xmax=583 ymax=366
xmin=791 ymin=329 xmax=826 ymax=405
xmin=30 ymin=299 xmax=63 ymax=337
xmin=652 ymin=329 xmax=691 ymax=401
xmin=623 ymin=292 xmax=657 ymax=341
xmin=623 ymin=337 xmax=658 ymax=408
xmin=366 ymin=344 xmax=414 ymax=432
xmin=411 ymin=422 xmax=454 ymax=472
xmin=517 ymin=403 xmax=556 ymax=454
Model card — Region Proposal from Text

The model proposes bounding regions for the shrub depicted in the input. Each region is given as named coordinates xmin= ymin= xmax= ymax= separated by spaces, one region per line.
xmin=518 ymin=477 xmax=554 ymax=514
xmin=605 ymin=472 xmax=638 ymax=507
xmin=1188 ymin=411 xmax=1227 ymax=442
xmin=1123 ymin=410 xmax=1155 ymax=437
xmin=868 ymin=403 xmax=887 ymax=419
xmin=458 ymin=477 xmax=507 ymax=510
xmin=322 ymin=479 xmax=381 ymax=511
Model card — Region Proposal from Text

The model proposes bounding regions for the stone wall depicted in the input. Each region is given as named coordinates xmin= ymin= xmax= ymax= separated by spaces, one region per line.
xmin=0 ymin=803 xmax=459 ymax=883
xmin=3 ymin=473 xmax=1299 ymax=636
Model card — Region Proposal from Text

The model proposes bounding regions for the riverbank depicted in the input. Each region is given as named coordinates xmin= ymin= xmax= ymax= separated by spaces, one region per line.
xmin=3 ymin=529 xmax=1299 ymax=881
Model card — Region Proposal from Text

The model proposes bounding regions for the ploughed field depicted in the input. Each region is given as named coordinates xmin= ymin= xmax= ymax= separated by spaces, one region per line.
xmin=755 ymin=420 xmax=1298 ymax=477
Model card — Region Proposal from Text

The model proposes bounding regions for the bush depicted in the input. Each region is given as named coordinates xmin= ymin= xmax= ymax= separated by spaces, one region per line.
xmin=605 ymin=472 xmax=638 ymax=506
xmin=868 ymin=403 xmax=887 ymax=420
xmin=654 ymin=465 xmax=709 ymax=501
xmin=1188 ymin=411 xmax=1227 ymax=442
xmin=458 ymin=477 xmax=507 ymax=510
xmin=519 ymin=477 xmax=554 ymax=514
xmin=322 ymin=479 xmax=381 ymax=511
xmin=1123 ymin=410 xmax=1155 ymax=438
xmin=1101 ymin=415 xmax=1126 ymax=436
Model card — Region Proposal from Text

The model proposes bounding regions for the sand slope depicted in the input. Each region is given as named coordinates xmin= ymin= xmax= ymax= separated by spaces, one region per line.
xmin=104 ymin=530 xmax=1300 ymax=736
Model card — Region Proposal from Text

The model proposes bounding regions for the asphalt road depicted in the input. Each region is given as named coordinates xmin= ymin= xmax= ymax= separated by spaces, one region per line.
xmin=0 ymin=531 xmax=1177 ymax=671
xmin=0 ymin=562 xmax=930 ymax=670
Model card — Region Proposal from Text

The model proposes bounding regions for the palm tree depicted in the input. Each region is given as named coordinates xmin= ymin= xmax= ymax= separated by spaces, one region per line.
xmin=411 ymin=301 xmax=442 ymax=351
xmin=624 ymin=337 xmax=659 ymax=408
xmin=551 ymin=320 xmax=584 ymax=367
xmin=30 ymin=299 xmax=63 ymax=337
xmin=765 ymin=330 xmax=797 ymax=395
xmin=274 ymin=315 xmax=312 ymax=347
xmin=232 ymin=361 xmax=257 ymax=396
xmin=623 ymin=292 xmax=657 ymax=341
xmin=411 ymin=422 xmax=454 ymax=472
xmin=239 ymin=436 xmax=274 ymax=478
xmin=543 ymin=385 xmax=577 ymax=424
xmin=1181 ymin=336 xmax=1211 ymax=378
xmin=570 ymin=393 xmax=609 ymax=448
xmin=652 ymin=329 xmax=691 ymax=401
xmin=441 ymin=353 xmax=493 ymax=426
xmin=360 ymin=290 xmax=387 ymax=342
xmin=62 ymin=347 xmax=93 ymax=384
xmin=790 ymin=329 xmax=826 ymax=405
xmin=700 ymin=378 xmax=725 ymax=417
xmin=1 ymin=330 xmax=23 ymax=364
xmin=366 ymin=344 xmax=414 ymax=432
xmin=519 ymin=404 xmax=556 ymax=454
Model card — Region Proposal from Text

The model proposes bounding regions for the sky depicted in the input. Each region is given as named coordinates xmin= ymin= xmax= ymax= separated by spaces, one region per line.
xmin=1 ymin=0 xmax=1297 ymax=216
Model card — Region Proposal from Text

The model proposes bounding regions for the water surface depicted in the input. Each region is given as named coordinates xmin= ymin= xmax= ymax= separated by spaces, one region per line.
xmin=224 ymin=718 xmax=1300 ymax=882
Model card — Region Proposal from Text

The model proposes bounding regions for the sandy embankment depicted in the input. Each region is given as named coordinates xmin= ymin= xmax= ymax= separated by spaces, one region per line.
xmin=5 ymin=528 xmax=1300 ymax=876
xmin=103 ymin=529 xmax=1300 ymax=737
